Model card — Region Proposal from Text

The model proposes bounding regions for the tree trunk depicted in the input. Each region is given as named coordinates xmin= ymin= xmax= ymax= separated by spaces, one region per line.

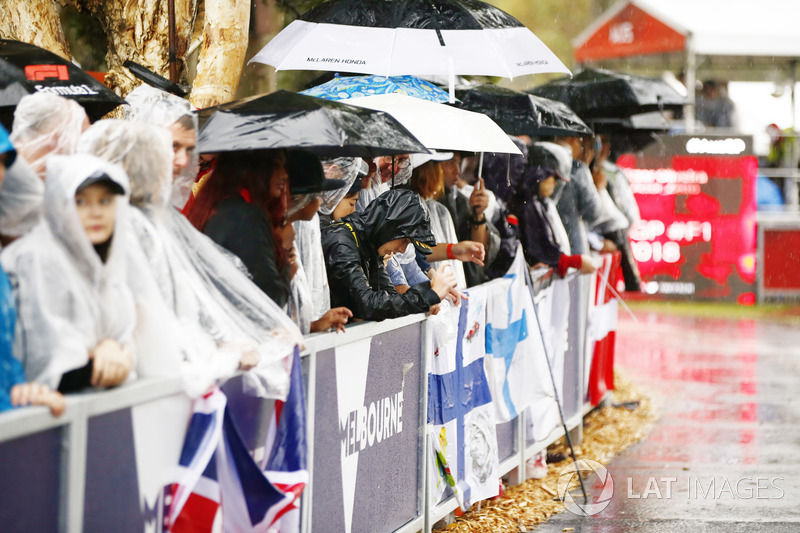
xmin=0 ymin=0 xmax=70 ymax=60
xmin=59 ymin=0 xmax=199 ymax=98
xmin=189 ymin=0 xmax=251 ymax=109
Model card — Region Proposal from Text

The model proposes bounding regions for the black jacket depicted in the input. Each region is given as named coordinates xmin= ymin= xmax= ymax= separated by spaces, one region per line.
xmin=203 ymin=195 xmax=291 ymax=307
xmin=508 ymin=177 xmax=564 ymax=269
xmin=322 ymin=189 xmax=440 ymax=321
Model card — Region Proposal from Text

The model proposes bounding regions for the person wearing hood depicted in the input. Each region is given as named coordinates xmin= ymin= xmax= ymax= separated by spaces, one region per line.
xmin=322 ymin=189 xmax=457 ymax=321
xmin=0 ymin=124 xmax=66 ymax=415
xmin=1 ymin=154 xmax=135 ymax=393
xmin=551 ymin=135 xmax=603 ymax=255
xmin=0 ymin=94 xmax=89 ymax=243
xmin=285 ymin=150 xmax=353 ymax=333
xmin=79 ymin=120 xmax=303 ymax=400
xmin=124 ymin=85 xmax=198 ymax=210
xmin=508 ymin=145 xmax=596 ymax=277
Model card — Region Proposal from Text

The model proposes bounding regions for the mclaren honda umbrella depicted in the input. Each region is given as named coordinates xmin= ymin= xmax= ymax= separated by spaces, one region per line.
xmin=0 ymin=39 xmax=125 ymax=122
xmin=249 ymin=0 xmax=569 ymax=100
xmin=196 ymin=90 xmax=429 ymax=158
xmin=453 ymin=84 xmax=593 ymax=137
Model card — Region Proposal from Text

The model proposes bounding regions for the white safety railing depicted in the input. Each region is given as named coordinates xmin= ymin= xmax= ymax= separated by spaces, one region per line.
xmin=0 ymin=265 xmax=608 ymax=533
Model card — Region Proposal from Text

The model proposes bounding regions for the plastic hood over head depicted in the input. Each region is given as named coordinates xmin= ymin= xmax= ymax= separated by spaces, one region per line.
xmin=360 ymin=188 xmax=436 ymax=250
xmin=10 ymin=93 xmax=88 ymax=179
xmin=83 ymin=118 xmax=304 ymax=399
xmin=532 ymin=141 xmax=572 ymax=181
xmin=78 ymin=119 xmax=173 ymax=210
xmin=123 ymin=84 xmax=198 ymax=209
xmin=0 ymin=154 xmax=135 ymax=389
xmin=319 ymin=157 xmax=361 ymax=215
xmin=0 ymin=155 xmax=44 ymax=238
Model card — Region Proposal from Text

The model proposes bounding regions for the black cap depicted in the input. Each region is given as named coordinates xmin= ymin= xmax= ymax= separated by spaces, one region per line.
xmin=76 ymin=171 xmax=126 ymax=195
xmin=527 ymin=145 xmax=568 ymax=181
xmin=287 ymin=149 xmax=346 ymax=194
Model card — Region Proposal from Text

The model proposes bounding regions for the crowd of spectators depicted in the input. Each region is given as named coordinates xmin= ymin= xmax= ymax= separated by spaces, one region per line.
xmin=0 ymin=88 xmax=642 ymax=416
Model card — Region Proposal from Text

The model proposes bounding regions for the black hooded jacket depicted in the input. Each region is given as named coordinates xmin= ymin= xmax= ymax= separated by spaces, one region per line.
xmin=508 ymin=169 xmax=564 ymax=268
xmin=321 ymin=189 xmax=440 ymax=321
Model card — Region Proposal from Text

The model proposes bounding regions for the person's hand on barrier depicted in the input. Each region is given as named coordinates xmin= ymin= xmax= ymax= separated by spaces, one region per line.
xmin=311 ymin=307 xmax=353 ymax=333
xmin=579 ymin=255 xmax=598 ymax=274
xmin=427 ymin=303 xmax=441 ymax=316
xmin=600 ymin=239 xmax=618 ymax=253
xmin=238 ymin=349 xmax=260 ymax=371
xmin=453 ymin=241 xmax=485 ymax=266
xmin=90 ymin=339 xmax=132 ymax=388
xmin=10 ymin=382 xmax=66 ymax=417
xmin=430 ymin=264 xmax=458 ymax=302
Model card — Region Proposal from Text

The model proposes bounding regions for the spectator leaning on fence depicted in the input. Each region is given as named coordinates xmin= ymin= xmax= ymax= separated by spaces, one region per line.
xmin=1 ymin=154 xmax=135 ymax=394
xmin=322 ymin=188 xmax=458 ymax=321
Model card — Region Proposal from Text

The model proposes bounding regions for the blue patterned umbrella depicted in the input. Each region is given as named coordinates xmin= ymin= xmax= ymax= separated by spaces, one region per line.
xmin=300 ymin=74 xmax=450 ymax=103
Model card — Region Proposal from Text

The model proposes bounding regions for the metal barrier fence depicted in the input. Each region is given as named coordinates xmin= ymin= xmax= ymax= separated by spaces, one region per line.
xmin=0 ymin=267 xmax=605 ymax=533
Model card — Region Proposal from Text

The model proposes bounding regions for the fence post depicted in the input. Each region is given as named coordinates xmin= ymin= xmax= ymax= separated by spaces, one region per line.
xmin=59 ymin=407 xmax=88 ymax=533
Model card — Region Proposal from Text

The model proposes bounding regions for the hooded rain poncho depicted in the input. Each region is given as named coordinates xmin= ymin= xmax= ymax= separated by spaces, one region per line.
xmin=78 ymin=120 xmax=303 ymax=400
xmin=1 ymin=154 xmax=136 ymax=390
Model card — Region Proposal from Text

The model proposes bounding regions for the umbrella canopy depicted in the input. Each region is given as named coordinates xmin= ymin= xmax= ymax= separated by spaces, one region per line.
xmin=588 ymin=111 xmax=673 ymax=135
xmin=453 ymin=84 xmax=593 ymax=137
xmin=344 ymin=93 xmax=522 ymax=155
xmin=0 ymin=39 xmax=126 ymax=122
xmin=301 ymin=74 xmax=450 ymax=103
xmin=249 ymin=0 xmax=569 ymax=84
xmin=196 ymin=90 xmax=429 ymax=157
xmin=528 ymin=67 xmax=686 ymax=119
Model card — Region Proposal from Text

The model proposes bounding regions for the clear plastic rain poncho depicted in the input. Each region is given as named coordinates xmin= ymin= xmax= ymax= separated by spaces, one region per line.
xmin=0 ymin=154 xmax=136 ymax=390
xmin=0 ymin=94 xmax=88 ymax=238
xmin=423 ymin=198 xmax=467 ymax=288
xmin=78 ymin=120 xmax=303 ymax=400
xmin=123 ymin=84 xmax=198 ymax=210
xmin=0 ymin=156 xmax=44 ymax=238
xmin=289 ymin=157 xmax=362 ymax=331
xmin=9 ymin=93 xmax=88 ymax=180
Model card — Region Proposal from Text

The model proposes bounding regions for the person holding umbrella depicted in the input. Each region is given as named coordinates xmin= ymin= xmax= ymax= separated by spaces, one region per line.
xmin=322 ymin=189 xmax=457 ymax=321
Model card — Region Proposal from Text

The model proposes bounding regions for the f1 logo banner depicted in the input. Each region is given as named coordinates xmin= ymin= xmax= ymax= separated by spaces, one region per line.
xmin=311 ymin=323 xmax=423 ymax=533
xmin=25 ymin=64 xmax=70 ymax=81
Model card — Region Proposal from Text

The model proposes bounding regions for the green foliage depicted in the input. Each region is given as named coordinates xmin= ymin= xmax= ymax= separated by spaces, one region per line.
xmin=58 ymin=6 xmax=107 ymax=72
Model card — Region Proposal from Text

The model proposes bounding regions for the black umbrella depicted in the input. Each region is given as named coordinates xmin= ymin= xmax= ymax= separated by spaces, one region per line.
xmin=453 ymin=84 xmax=593 ymax=137
xmin=0 ymin=39 xmax=126 ymax=123
xmin=528 ymin=67 xmax=686 ymax=119
xmin=587 ymin=111 xmax=673 ymax=135
xmin=196 ymin=90 xmax=429 ymax=158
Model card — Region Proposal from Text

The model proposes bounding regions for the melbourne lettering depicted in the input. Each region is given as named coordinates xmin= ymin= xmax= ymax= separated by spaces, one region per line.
xmin=340 ymin=391 xmax=403 ymax=458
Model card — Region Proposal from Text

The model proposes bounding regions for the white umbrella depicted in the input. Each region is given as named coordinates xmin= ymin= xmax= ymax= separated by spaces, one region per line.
xmin=249 ymin=0 xmax=570 ymax=101
xmin=344 ymin=93 xmax=522 ymax=155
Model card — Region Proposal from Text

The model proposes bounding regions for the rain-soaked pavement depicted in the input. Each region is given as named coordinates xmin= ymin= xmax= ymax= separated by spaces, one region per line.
xmin=536 ymin=311 xmax=800 ymax=532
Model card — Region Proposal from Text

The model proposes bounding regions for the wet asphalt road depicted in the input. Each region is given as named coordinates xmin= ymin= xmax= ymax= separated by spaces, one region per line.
xmin=535 ymin=312 xmax=800 ymax=532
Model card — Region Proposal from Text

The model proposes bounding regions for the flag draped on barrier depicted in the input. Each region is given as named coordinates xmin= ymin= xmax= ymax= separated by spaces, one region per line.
xmin=587 ymin=252 xmax=621 ymax=406
xmin=484 ymin=252 xmax=553 ymax=423
xmin=428 ymin=294 xmax=500 ymax=508
xmin=168 ymin=348 xmax=306 ymax=533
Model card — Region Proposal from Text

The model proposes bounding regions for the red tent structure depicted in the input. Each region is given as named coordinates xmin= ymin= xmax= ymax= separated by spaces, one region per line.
xmin=572 ymin=0 xmax=800 ymax=131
